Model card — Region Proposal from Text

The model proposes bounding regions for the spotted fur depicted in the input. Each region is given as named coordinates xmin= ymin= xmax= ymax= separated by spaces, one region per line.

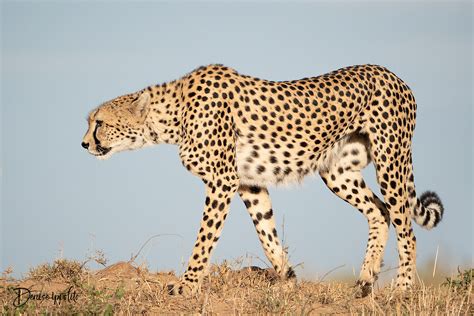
xmin=82 ymin=64 xmax=444 ymax=296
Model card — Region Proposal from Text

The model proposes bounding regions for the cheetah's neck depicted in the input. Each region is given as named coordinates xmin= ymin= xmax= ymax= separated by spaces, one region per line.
xmin=144 ymin=79 xmax=184 ymax=145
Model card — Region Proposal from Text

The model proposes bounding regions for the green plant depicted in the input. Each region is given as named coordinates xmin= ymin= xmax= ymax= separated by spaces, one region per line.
xmin=443 ymin=268 xmax=473 ymax=290
xmin=114 ymin=283 xmax=126 ymax=299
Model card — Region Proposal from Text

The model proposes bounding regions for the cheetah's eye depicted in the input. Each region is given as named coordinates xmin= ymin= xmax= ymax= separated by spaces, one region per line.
xmin=96 ymin=120 xmax=103 ymax=126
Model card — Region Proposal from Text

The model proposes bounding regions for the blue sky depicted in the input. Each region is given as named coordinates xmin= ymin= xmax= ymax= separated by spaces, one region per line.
xmin=1 ymin=1 xmax=472 ymax=281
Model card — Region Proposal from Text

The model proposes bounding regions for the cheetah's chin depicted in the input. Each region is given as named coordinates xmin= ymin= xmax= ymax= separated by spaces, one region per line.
xmin=93 ymin=150 xmax=113 ymax=160
xmin=95 ymin=154 xmax=111 ymax=160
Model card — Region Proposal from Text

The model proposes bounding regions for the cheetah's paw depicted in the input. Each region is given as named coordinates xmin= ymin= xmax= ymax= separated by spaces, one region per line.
xmin=166 ymin=281 xmax=196 ymax=296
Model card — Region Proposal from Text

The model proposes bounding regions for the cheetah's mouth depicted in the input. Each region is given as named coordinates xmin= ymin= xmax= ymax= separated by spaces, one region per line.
xmin=92 ymin=145 xmax=112 ymax=159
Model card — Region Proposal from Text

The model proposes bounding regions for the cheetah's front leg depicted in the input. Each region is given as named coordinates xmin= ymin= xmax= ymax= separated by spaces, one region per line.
xmin=168 ymin=180 xmax=238 ymax=295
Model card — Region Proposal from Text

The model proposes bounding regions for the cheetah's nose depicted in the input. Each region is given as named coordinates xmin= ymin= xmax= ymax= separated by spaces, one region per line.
xmin=81 ymin=142 xmax=89 ymax=149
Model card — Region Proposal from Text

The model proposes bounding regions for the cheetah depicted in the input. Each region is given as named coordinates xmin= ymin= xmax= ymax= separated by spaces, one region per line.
xmin=82 ymin=64 xmax=444 ymax=296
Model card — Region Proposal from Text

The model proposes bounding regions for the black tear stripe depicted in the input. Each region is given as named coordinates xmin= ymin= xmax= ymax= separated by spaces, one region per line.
xmin=93 ymin=121 xmax=102 ymax=146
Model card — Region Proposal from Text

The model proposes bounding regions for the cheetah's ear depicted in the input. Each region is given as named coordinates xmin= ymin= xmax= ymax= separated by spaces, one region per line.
xmin=130 ymin=92 xmax=151 ymax=120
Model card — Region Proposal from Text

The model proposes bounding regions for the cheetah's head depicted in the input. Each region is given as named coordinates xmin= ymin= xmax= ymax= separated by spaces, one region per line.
xmin=82 ymin=92 xmax=152 ymax=160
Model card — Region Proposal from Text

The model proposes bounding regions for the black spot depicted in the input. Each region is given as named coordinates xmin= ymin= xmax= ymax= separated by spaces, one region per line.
xmin=263 ymin=209 xmax=273 ymax=219
xmin=243 ymin=199 xmax=251 ymax=208
xmin=249 ymin=186 xmax=261 ymax=194
xmin=389 ymin=197 xmax=397 ymax=206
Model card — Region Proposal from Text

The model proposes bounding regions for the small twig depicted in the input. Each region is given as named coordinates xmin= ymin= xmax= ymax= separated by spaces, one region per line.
xmin=379 ymin=265 xmax=399 ymax=275
xmin=80 ymin=259 xmax=91 ymax=270
xmin=129 ymin=234 xmax=183 ymax=263
xmin=292 ymin=262 xmax=305 ymax=276
xmin=281 ymin=215 xmax=286 ymax=249
xmin=245 ymin=252 xmax=271 ymax=269
xmin=201 ymin=289 xmax=210 ymax=315
xmin=433 ymin=245 xmax=439 ymax=278
xmin=318 ymin=264 xmax=346 ymax=283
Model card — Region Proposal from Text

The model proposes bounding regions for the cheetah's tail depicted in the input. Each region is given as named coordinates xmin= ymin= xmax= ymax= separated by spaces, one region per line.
xmin=412 ymin=191 xmax=444 ymax=230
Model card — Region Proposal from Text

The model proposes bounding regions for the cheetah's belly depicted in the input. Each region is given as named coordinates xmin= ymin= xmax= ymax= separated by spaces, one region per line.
xmin=235 ymin=135 xmax=352 ymax=187
xmin=235 ymin=138 xmax=318 ymax=186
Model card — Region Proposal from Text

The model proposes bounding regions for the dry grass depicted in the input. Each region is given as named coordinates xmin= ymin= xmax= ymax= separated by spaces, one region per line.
xmin=1 ymin=258 xmax=472 ymax=315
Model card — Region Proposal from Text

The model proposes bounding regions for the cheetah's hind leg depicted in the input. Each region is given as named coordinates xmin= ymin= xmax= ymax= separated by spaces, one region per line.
xmin=319 ymin=133 xmax=389 ymax=297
